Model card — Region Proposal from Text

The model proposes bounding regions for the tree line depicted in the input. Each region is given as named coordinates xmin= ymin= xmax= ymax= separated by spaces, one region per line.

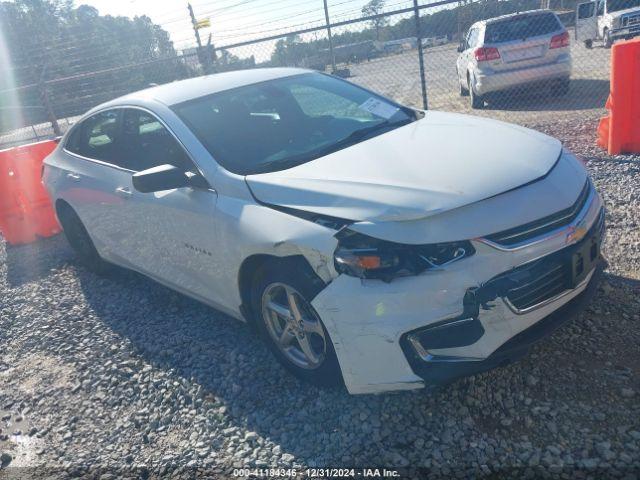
xmin=1 ymin=0 xmax=580 ymax=132
xmin=0 ymin=0 xmax=189 ymax=131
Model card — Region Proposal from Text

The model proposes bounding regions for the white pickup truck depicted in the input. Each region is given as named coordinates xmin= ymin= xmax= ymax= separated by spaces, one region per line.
xmin=576 ymin=0 xmax=640 ymax=48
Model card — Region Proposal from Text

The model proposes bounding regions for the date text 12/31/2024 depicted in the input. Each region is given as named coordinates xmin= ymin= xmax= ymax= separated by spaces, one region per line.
xmin=233 ymin=468 xmax=401 ymax=478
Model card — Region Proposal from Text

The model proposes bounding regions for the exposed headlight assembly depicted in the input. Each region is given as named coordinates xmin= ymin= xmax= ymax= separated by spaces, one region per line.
xmin=334 ymin=229 xmax=475 ymax=282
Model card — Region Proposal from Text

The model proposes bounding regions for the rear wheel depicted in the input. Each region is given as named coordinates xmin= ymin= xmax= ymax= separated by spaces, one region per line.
xmin=555 ymin=78 xmax=571 ymax=96
xmin=603 ymin=28 xmax=613 ymax=48
xmin=57 ymin=203 xmax=112 ymax=274
xmin=251 ymin=261 xmax=342 ymax=387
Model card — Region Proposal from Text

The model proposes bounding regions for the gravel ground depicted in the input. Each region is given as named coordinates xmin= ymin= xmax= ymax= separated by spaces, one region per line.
xmin=1 ymin=118 xmax=639 ymax=479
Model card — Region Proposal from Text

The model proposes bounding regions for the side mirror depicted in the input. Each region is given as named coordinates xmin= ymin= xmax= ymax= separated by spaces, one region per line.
xmin=132 ymin=164 xmax=208 ymax=193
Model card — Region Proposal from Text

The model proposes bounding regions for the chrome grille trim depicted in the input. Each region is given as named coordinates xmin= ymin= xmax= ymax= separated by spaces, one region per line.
xmin=479 ymin=179 xmax=593 ymax=251
xmin=502 ymin=207 xmax=604 ymax=314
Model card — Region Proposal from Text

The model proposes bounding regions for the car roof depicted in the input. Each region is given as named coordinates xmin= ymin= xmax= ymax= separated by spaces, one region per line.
xmin=470 ymin=9 xmax=556 ymax=29
xmin=94 ymin=67 xmax=311 ymax=109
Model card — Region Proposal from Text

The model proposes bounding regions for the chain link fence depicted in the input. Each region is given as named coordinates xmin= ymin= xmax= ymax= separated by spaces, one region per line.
xmin=0 ymin=0 xmax=612 ymax=149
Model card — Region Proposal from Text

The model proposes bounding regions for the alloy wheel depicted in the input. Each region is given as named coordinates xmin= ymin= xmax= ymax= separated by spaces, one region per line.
xmin=261 ymin=283 xmax=327 ymax=370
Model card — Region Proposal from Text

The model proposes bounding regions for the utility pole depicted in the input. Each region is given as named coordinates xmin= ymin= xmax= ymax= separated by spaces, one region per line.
xmin=38 ymin=65 xmax=61 ymax=137
xmin=413 ymin=0 xmax=428 ymax=110
xmin=207 ymin=33 xmax=218 ymax=68
xmin=323 ymin=0 xmax=337 ymax=74
xmin=188 ymin=3 xmax=212 ymax=74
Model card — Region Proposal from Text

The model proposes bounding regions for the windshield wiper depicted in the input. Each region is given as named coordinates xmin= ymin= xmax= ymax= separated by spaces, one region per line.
xmin=251 ymin=117 xmax=414 ymax=174
xmin=312 ymin=118 xmax=414 ymax=157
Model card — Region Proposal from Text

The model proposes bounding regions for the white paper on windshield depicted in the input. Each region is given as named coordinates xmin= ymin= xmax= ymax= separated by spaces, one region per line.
xmin=358 ymin=98 xmax=399 ymax=119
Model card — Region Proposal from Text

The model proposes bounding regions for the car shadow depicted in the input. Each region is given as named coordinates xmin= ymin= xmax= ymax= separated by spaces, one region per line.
xmin=3 ymin=234 xmax=74 ymax=287
xmin=485 ymin=78 xmax=610 ymax=112
xmin=66 ymin=244 xmax=639 ymax=467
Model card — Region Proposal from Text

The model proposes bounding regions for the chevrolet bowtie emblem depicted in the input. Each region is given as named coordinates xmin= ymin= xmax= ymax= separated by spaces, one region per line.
xmin=566 ymin=224 xmax=588 ymax=245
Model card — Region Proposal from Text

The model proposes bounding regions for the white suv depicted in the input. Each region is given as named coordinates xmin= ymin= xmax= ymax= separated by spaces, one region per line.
xmin=457 ymin=10 xmax=572 ymax=109
xmin=44 ymin=68 xmax=604 ymax=394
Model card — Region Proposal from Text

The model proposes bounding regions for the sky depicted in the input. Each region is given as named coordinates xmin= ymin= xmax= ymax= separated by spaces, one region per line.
xmin=74 ymin=0 xmax=417 ymax=52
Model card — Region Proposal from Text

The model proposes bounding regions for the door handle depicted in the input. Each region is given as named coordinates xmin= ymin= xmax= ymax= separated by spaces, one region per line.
xmin=115 ymin=187 xmax=133 ymax=198
xmin=66 ymin=172 xmax=81 ymax=181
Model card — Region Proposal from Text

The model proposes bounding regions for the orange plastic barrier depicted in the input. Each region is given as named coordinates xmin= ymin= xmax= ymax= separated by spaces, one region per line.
xmin=597 ymin=38 xmax=640 ymax=155
xmin=0 ymin=140 xmax=61 ymax=245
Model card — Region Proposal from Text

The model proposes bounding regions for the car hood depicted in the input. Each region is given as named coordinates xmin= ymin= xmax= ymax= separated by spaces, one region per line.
xmin=610 ymin=7 xmax=640 ymax=18
xmin=245 ymin=111 xmax=562 ymax=223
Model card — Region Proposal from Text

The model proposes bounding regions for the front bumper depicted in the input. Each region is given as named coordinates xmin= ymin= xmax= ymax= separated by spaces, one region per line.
xmin=312 ymin=183 xmax=604 ymax=395
xmin=401 ymin=258 xmax=604 ymax=385
xmin=610 ymin=25 xmax=640 ymax=39
xmin=474 ymin=56 xmax=571 ymax=96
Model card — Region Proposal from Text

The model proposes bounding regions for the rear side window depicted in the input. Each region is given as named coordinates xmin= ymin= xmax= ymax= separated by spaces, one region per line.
xmin=484 ymin=13 xmax=562 ymax=43
xmin=467 ymin=28 xmax=481 ymax=48
xmin=66 ymin=110 xmax=120 ymax=163
xmin=120 ymin=109 xmax=193 ymax=172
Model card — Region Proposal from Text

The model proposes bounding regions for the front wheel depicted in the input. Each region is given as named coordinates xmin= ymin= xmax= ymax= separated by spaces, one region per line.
xmin=469 ymin=75 xmax=485 ymax=109
xmin=584 ymin=39 xmax=593 ymax=49
xmin=458 ymin=68 xmax=469 ymax=96
xmin=459 ymin=79 xmax=469 ymax=97
xmin=251 ymin=262 xmax=342 ymax=387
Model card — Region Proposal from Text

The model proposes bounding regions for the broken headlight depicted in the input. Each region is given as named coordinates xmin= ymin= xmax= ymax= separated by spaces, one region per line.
xmin=334 ymin=229 xmax=475 ymax=282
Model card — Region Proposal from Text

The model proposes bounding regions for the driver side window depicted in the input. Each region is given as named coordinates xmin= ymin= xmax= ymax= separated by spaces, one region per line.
xmin=121 ymin=109 xmax=194 ymax=172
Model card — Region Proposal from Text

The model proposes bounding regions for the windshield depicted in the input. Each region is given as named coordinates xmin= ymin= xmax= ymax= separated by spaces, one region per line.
xmin=607 ymin=0 xmax=640 ymax=12
xmin=484 ymin=12 xmax=562 ymax=43
xmin=172 ymin=73 xmax=417 ymax=175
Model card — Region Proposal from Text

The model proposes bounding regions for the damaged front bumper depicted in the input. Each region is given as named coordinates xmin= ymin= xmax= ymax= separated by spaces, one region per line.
xmin=401 ymin=257 xmax=605 ymax=386
xmin=312 ymin=196 xmax=605 ymax=394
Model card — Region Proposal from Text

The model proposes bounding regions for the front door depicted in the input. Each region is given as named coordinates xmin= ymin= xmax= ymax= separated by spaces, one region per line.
xmin=119 ymin=108 xmax=222 ymax=305
xmin=457 ymin=28 xmax=477 ymax=87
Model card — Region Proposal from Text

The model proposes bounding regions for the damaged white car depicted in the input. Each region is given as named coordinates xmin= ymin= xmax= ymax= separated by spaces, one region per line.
xmin=43 ymin=68 xmax=605 ymax=394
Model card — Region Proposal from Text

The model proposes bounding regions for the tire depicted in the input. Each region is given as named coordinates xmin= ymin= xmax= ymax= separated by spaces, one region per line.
xmin=57 ymin=203 xmax=112 ymax=274
xmin=458 ymin=69 xmax=469 ymax=96
xmin=584 ymin=39 xmax=593 ymax=49
xmin=603 ymin=29 xmax=613 ymax=48
xmin=555 ymin=78 xmax=571 ymax=96
xmin=469 ymin=74 xmax=484 ymax=109
xmin=251 ymin=260 xmax=342 ymax=387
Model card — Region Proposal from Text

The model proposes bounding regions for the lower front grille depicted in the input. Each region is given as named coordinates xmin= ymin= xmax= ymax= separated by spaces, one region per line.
xmin=504 ymin=260 xmax=572 ymax=311
xmin=484 ymin=208 xmax=605 ymax=313
xmin=477 ymin=207 xmax=604 ymax=313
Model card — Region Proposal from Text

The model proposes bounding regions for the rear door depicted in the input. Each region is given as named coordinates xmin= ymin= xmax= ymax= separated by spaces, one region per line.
xmin=483 ymin=12 xmax=566 ymax=72
xmin=62 ymin=109 xmax=140 ymax=263
xmin=576 ymin=1 xmax=598 ymax=41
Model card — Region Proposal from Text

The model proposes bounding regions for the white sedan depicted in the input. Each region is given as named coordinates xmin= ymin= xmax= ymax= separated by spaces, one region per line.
xmin=44 ymin=68 xmax=605 ymax=394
